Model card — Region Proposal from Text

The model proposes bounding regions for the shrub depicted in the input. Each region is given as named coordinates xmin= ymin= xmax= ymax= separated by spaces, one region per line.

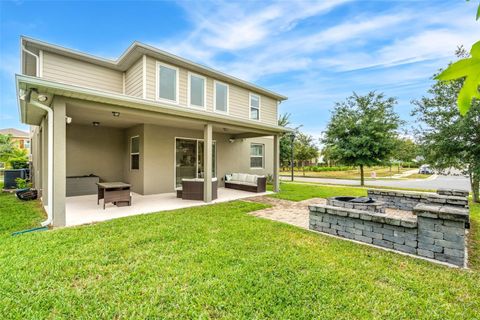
xmin=15 ymin=178 xmax=32 ymax=189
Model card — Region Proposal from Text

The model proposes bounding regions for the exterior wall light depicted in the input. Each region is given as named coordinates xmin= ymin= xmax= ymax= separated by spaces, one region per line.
xmin=112 ymin=112 xmax=120 ymax=117
xmin=92 ymin=122 xmax=100 ymax=127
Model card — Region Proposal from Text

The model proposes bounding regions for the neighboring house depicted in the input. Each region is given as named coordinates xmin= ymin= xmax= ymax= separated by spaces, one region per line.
xmin=16 ymin=37 xmax=289 ymax=227
xmin=0 ymin=128 xmax=31 ymax=152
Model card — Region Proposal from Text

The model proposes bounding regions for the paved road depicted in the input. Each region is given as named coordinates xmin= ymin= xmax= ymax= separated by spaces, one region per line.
xmin=280 ymin=175 xmax=471 ymax=191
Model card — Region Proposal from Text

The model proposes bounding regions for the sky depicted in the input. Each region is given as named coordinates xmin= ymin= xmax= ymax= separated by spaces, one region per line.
xmin=0 ymin=0 xmax=478 ymax=138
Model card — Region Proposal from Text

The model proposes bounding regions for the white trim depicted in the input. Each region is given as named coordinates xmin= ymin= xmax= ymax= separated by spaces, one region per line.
xmin=187 ymin=72 xmax=207 ymax=109
xmin=173 ymin=137 xmax=217 ymax=190
xmin=38 ymin=50 xmax=43 ymax=77
xmin=213 ymin=80 xmax=229 ymax=114
xmin=21 ymin=45 xmax=39 ymax=77
xmin=130 ymin=135 xmax=140 ymax=171
xmin=249 ymin=92 xmax=261 ymax=121
xmin=142 ymin=55 xmax=147 ymax=99
xmin=250 ymin=143 xmax=264 ymax=169
xmin=155 ymin=61 xmax=179 ymax=104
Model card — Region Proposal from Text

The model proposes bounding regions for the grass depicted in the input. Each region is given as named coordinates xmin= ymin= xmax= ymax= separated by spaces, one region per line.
xmin=0 ymin=187 xmax=45 ymax=236
xmin=281 ymin=166 xmax=411 ymax=180
xmin=270 ymin=181 xmax=434 ymax=201
xmin=404 ymin=173 xmax=432 ymax=179
xmin=0 ymin=184 xmax=479 ymax=318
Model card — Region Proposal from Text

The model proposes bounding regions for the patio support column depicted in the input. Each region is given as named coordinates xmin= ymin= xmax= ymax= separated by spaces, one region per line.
xmin=52 ymin=98 xmax=66 ymax=227
xmin=203 ymin=123 xmax=213 ymax=202
xmin=273 ymin=134 xmax=280 ymax=192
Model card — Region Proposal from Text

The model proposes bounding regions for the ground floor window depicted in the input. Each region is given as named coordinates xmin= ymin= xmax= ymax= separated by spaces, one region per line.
xmin=130 ymin=136 xmax=140 ymax=170
xmin=175 ymin=138 xmax=216 ymax=187
xmin=250 ymin=143 xmax=264 ymax=169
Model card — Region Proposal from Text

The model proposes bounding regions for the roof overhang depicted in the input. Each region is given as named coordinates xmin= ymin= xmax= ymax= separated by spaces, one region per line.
xmin=21 ymin=36 xmax=288 ymax=101
xmin=16 ymin=74 xmax=293 ymax=135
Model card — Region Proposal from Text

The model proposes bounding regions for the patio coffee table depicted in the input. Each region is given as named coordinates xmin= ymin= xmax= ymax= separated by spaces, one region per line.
xmin=96 ymin=182 xmax=131 ymax=209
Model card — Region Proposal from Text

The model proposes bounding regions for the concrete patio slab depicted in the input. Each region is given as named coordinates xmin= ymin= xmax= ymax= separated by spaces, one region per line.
xmin=66 ymin=188 xmax=272 ymax=227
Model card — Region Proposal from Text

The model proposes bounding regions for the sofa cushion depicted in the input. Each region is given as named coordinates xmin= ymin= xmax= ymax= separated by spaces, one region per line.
xmin=238 ymin=173 xmax=247 ymax=182
xmin=225 ymin=174 xmax=232 ymax=181
xmin=232 ymin=173 xmax=239 ymax=181
xmin=245 ymin=174 xmax=257 ymax=184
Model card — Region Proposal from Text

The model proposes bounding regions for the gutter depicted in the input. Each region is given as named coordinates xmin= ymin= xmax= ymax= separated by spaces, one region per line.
xmin=22 ymin=91 xmax=53 ymax=227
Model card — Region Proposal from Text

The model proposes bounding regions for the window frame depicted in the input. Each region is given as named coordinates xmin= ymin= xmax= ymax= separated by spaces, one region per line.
xmin=130 ymin=135 xmax=140 ymax=171
xmin=155 ymin=61 xmax=179 ymax=104
xmin=174 ymin=137 xmax=217 ymax=189
xmin=249 ymin=92 xmax=261 ymax=120
xmin=250 ymin=143 xmax=264 ymax=169
xmin=187 ymin=72 xmax=207 ymax=109
xmin=213 ymin=80 xmax=229 ymax=114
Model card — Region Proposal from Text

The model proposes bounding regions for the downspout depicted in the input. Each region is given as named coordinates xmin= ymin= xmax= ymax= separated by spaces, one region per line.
xmin=23 ymin=91 xmax=53 ymax=226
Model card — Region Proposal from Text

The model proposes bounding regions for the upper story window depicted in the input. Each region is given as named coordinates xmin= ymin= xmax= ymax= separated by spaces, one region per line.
xmin=250 ymin=93 xmax=260 ymax=120
xmin=188 ymin=73 xmax=206 ymax=108
xmin=157 ymin=62 xmax=178 ymax=103
xmin=214 ymin=81 xmax=229 ymax=113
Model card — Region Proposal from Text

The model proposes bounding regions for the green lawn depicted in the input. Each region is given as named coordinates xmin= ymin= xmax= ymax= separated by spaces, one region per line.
xmin=0 ymin=184 xmax=479 ymax=318
xmin=280 ymin=166 xmax=411 ymax=180
xmin=0 ymin=188 xmax=45 ymax=237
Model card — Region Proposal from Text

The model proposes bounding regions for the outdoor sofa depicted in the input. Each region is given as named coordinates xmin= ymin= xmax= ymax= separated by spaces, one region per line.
xmin=225 ymin=173 xmax=266 ymax=193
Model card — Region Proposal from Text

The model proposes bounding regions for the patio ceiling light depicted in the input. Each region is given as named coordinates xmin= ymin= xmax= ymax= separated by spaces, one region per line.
xmin=112 ymin=111 xmax=120 ymax=117
xmin=37 ymin=94 xmax=48 ymax=102
xmin=92 ymin=121 xmax=100 ymax=127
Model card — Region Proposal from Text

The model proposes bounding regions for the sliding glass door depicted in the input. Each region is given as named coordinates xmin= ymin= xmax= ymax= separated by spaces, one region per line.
xmin=175 ymin=138 xmax=216 ymax=188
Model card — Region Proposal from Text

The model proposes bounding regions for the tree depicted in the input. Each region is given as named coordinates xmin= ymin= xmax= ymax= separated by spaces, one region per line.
xmin=412 ymin=50 xmax=480 ymax=202
xmin=322 ymin=92 xmax=401 ymax=185
xmin=278 ymin=113 xmax=293 ymax=169
xmin=0 ymin=134 xmax=29 ymax=169
xmin=434 ymin=2 xmax=480 ymax=115
xmin=0 ymin=134 xmax=15 ymax=163
xmin=391 ymin=138 xmax=419 ymax=171
xmin=294 ymin=132 xmax=318 ymax=175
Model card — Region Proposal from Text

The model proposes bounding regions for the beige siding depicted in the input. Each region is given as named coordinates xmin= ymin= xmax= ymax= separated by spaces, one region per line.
xmin=144 ymin=55 xmax=279 ymax=125
xmin=125 ymin=57 xmax=143 ymax=97
xmin=145 ymin=56 xmax=156 ymax=100
xmin=42 ymin=51 xmax=123 ymax=93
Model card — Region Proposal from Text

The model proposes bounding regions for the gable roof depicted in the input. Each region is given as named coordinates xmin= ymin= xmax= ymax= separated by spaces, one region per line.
xmin=0 ymin=128 xmax=29 ymax=138
xmin=21 ymin=36 xmax=287 ymax=101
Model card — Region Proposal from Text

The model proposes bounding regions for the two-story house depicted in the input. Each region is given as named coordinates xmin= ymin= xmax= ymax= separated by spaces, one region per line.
xmin=16 ymin=37 xmax=289 ymax=227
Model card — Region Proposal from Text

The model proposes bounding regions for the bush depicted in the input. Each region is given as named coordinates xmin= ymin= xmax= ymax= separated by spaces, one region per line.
xmin=15 ymin=178 xmax=32 ymax=189
xmin=10 ymin=159 xmax=29 ymax=169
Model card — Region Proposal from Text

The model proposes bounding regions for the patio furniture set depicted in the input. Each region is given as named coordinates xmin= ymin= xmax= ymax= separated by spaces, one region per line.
xmin=92 ymin=173 xmax=266 ymax=208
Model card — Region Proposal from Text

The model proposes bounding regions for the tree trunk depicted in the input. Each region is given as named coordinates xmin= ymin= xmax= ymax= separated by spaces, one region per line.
xmin=360 ymin=164 xmax=365 ymax=186
xmin=472 ymin=174 xmax=479 ymax=203
xmin=302 ymin=161 xmax=305 ymax=176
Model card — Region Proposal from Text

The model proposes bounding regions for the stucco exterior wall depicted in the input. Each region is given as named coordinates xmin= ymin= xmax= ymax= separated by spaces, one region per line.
xmin=66 ymin=124 xmax=125 ymax=182
xmin=142 ymin=124 xmax=274 ymax=195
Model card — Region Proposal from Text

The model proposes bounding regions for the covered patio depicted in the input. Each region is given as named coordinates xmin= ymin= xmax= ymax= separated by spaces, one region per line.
xmin=19 ymin=76 xmax=287 ymax=227
xmin=66 ymin=187 xmax=272 ymax=226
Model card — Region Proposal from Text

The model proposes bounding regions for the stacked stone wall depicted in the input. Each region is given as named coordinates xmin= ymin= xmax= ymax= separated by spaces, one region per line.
xmin=309 ymin=188 xmax=470 ymax=267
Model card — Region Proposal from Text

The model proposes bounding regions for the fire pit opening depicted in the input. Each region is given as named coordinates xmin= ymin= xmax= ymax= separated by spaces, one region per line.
xmin=327 ymin=196 xmax=386 ymax=213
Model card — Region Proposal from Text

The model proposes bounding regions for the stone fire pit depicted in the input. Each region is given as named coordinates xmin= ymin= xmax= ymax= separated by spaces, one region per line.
xmin=327 ymin=196 xmax=386 ymax=213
